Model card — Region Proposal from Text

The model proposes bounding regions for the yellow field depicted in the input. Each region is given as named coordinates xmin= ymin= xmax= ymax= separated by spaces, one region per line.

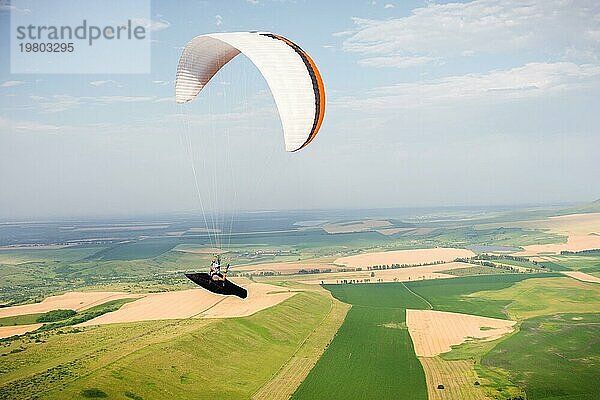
xmin=419 ymin=357 xmax=488 ymax=400
xmin=0 ymin=324 xmax=43 ymax=339
xmin=235 ymin=262 xmax=334 ymax=274
xmin=298 ymin=262 xmax=475 ymax=285
xmin=488 ymin=212 xmax=600 ymax=255
xmin=561 ymin=271 xmax=600 ymax=283
xmin=406 ymin=310 xmax=515 ymax=357
xmin=0 ymin=292 xmax=142 ymax=318
xmin=533 ymin=213 xmax=600 ymax=235
xmin=334 ymin=248 xmax=476 ymax=269
xmin=375 ymin=227 xmax=414 ymax=235
xmin=79 ymin=281 xmax=296 ymax=326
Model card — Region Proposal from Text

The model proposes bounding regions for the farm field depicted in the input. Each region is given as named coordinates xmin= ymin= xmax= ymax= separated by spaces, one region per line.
xmin=0 ymin=291 xmax=336 ymax=400
xmin=292 ymin=283 xmax=431 ymax=400
xmin=428 ymin=275 xmax=600 ymax=399
xmin=252 ymin=290 xmax=350 ymax=400
xmin=0 ymin=298 xmax=141 ymax=339
xmin=483 ymin=313 xmax=600 ymax=400
xmin=0 ymin=246 xmax=104 ymax=265
xmin=405 ymin=274 xmax=556 ymax=319
xmin=0 ymin=324 xmax=43 ymax=339
xmin=86 ymin=238 xmax=183 ymax=261
xmin=0 ymin=291 xmax=142 ymax=318
xmin=560 ymin=270 xmax=600 ymax=283
xmin=333 ymin=248 xmax=476 ymax=268
xmin=79 ymin=282 xmax=296 ymax=325
xmin=1 ymin=204 xmax=599 ymax=399
xmin=0 ymin=313 xmax=43 ymax=327
xmin=418 ymin=357 xmax=488 ymax=400
xmin=234 ymin=261 xmax=335 ymax=274
xmin=322 ymin=219 xmax=393 ymax=234
xmin=406 ymin=309 xmax=516 ymax=357
xmin=544 ymin=254 xmax=600 ymax=276
xmin=297 ymin=261 xmax=475 ymax=285
xmin=517 ymin=234 xmax=600 ymax=255
xmin=516 ymin=213 xmax=600 ymax=235
xmin=475 ymin=277 xmax=600 ymax=320
xmin=292 ymin=275 xmax=563 ymax=399
xmin=496 ymin=212 xmax=600 ymax=255
xmin=440 ymin=264 xmax=516 ymax=276
xmin=1 ymin=0 xmax=599 ymax=395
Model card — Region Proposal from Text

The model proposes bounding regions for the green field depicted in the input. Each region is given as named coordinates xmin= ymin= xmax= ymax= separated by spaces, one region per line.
xmin=476 ymin=277 xmax=600 ymax=320
xmin=292 ymin=275 xmax=566 ymax=399
xmin=1 ymin=206 xmax=598 ymax=399
xmin=292 ymin=283 xmax=430 ymax=400
xmin=0 ymin=292 xmax=332 ymax=400
xmin=0 ymin=299 xmax=136 ymax=337
xmin=0 ymin=247 xmax=104 ymax=265
xmin=492 ymin=258 xmax=540 ymax=270
xmin=440 ymin=265 xmax=516 ymax=276
xmin=85 ymin=238 xmax=183 ymax=261
xmin=483 ymin=313 xmax=600 ymax=400
xmin=0 ymin=313 xmax=43 ymax=327
xmin=548 ymin=254 xmax=600 ymax=275
xmin=35 ymin=298 xmax=139 ymax=333
xmin=432 ymin=275 xmax=600 ymax=399
xmin=405 ymin=274 xmax=557 ymax=319
xmin=536 ymin=260 xmax=569 ymax=271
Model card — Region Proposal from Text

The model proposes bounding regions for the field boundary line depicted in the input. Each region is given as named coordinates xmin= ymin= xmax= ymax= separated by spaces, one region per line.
xmin=191 ymin=296 xmax=228 ymax=318
xmin=251 ymin=296 xmax=334 ymax=399
xmin=251 ymin=291 xmax=350 ymax=400
xmin=401 ymin=282 xmax=433 ymax=309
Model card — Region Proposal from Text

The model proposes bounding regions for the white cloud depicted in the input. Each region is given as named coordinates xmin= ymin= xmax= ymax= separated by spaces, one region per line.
xmin=0 ymin=116 xmax=61 ymax=132
xmin=0 ymin=80 xmax=25 ymax=87
xmin=89 ymin=80 xmax=118 ymax=87
xmin=153 ymin=97 xmax=174 ymax=103
xmin=29 ymin=94 xmax=158 ymax=113
xmin=358 ymin=55 xmax=438 ymax=68
xmin=132 ymin=17 xmax=171 ymax=32
xmin=384 ymin=3 xmax=394 ymax=9
xmin=215 ymin=15 xmax=223 ymax=26
xmin=340 ymin=0 xmax=600 ymax=65
xmin=94 ymin=96 xmax=156 ymax=103
xmin=333 ymin=62 xmax=600 ymax=110
xmin=152 ymin=80 xmax=169 ymax=85
xmin=30 ymin=94 xmax=82 ymax=113
xmin=246 ymin=0 xmax=260 ymax=4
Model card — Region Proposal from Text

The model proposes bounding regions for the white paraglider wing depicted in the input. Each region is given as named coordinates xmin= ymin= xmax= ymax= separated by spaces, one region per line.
xmin=175 ymin=32 xmax=325 ymax=152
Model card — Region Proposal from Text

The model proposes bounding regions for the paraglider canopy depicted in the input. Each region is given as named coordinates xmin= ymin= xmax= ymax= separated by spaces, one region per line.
xmin=175 ymin=31 xmax=325 ymax=152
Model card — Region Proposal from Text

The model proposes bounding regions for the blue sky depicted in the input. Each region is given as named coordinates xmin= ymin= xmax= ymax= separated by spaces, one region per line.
xmin=0 ymin=0 xmax=599 ymax=219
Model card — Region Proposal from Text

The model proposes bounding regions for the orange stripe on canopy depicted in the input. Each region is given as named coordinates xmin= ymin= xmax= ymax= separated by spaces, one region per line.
xmin=297 ymin=49 xmax=325 ymax=150
xmin=272 ymin=34 xmax=325 ymax=151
